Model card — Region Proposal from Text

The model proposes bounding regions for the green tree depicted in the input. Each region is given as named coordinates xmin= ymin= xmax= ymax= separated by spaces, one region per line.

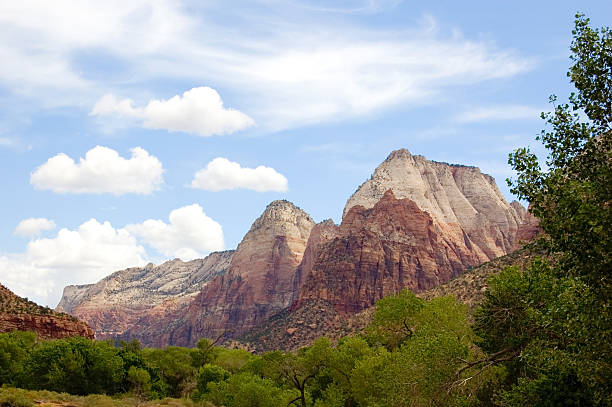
xmin=475 ymin=13 xmax=611 ymax=406
xmin=127 ymin=366 xmax=151 ymax=398
xmin=20 ymin=337 xmax=124 ymax=395
xmin=142 ymin=346 xmax=197 ymax=398
xmin=356 ymin=293 xmax=480 ymax=406
xmin=196 ymin=363 xmax=230 ymax=395
xmin=206 ymin=372 xmax=298 ymax=407
xmin=0 ymin=331 xmax=36 ymax=386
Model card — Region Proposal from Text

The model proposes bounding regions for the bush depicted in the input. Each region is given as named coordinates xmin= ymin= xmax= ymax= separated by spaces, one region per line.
xmin=0 ymin=388 xmax=34 ymax=407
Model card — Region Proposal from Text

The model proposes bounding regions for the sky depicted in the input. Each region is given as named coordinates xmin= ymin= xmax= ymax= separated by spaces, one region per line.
xmin=0 ymin=0 xmax=610 ymax=307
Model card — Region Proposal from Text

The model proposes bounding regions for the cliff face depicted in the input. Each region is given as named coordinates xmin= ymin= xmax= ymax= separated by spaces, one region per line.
xmin=344 ymin=149 xmax=536 ymax=259
xmin=0 ymin=283 xmax=94 ymax=340
xmin=137 ymin=200 xmax=315 ymax=347
xmin=292 ymin=149 xmax=539 ymax=314
xmin=294 ymin=190 xmax=486 ymax=312
xmin=57 ymin=251 xmax=233 ymax=340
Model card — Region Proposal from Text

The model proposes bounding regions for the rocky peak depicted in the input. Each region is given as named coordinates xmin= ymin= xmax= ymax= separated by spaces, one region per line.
xmin=343 ymin=148 xmax=535 ymax=259
xmin=249 ymin=200 xmax=314 ymax=236
xmin=142 ymin=201 xmax=318 ymax=346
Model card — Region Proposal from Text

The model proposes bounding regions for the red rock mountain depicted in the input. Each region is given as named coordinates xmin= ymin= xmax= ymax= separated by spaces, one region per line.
xmin=57 ymin=149 xmax=538 ymax=347
xmin=292 ymin=149 xmax=538 ymax=313
xmin=0 ymin=283 xmax=94 ymax=339
xmin=126 ymin=200 xmax=315 ymax=347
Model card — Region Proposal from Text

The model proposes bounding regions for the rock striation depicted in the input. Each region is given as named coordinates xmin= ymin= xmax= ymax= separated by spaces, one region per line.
xmin=344 ymin=149 xmax=535 ymax=259
xmin=135 ymin=200 xmax=316 ymax=347
xmin=292 ymin=149 xmax=539 ymax=314
xmin=294 ymin=190 xmax=486 ymax=312
xmin=57 ymin=251 xmax=233 ymax=340
xmin=0 ymin=283 xmax=94 ymax=339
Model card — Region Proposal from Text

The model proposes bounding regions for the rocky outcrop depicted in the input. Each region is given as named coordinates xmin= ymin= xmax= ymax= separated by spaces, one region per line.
xmin=344 ymin=149 xmax=537 ymax=259
xmin=0 ymin=283 xmax=94 ymax=340
xmin=294 ymin=190 xmax=486 ymax=312
xmin=57 ymin=251 xmax=233 ymax=340
xmin=291 ymin=219 xmax=340 ymax=301
xmin=137 ymin=200 xmax=316 ymax=347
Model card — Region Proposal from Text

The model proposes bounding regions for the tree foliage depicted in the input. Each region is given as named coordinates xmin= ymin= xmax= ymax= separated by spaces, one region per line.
xmin=476 ymin=12 xmax=612 ymax=406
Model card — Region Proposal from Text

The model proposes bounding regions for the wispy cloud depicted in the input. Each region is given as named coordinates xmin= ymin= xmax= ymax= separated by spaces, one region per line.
xmin=0 ymin=2 xmax=534 ymax=130
xmin=455 ymin=105 xmax=543 ymax=123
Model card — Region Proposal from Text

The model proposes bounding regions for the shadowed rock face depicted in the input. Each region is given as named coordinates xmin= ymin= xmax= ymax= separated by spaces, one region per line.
xmin=294 ymin=190 xmax=486 ymax=313
xmin=56 ymin=251 xmax=234 ymax=340
xmin=0 ymin=283 xmax=94 ymax=339
xmin=127 ymin=200 xmax=316 ymax=347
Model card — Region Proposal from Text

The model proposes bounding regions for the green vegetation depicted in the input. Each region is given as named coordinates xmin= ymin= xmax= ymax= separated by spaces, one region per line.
xmin=471 ymin=12 xmax=610 ymax=406
xmin=1 ymin=12 xmax=608 ymax=407
xmin=1 ymin=291 xmax=483 ymax=406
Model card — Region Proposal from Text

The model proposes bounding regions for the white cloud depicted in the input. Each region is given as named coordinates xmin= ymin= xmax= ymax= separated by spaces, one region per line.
xmin=0 ymin=2 xmax=533 ymax=129
xmin=1 ymin=204 xmax=225 ymax=306
xmin=30 ymin=146 xmax=164 ymax=195
xmin=126 ymin=204 xmax=224 ymax=260
xmin=15 ymin=218 xmax=56 ymax=237
xmin=91 ymin=87 xmax=255 ymax=137
xmin=1 ymin=219 xmax=147 ymax=307
xmin=191 ymin=157 xmax=289 ymax=192
xmin=455 ymin=105 xmax=543 ymax=123
xmin=0 ymin=137 xmax=13 ymax=147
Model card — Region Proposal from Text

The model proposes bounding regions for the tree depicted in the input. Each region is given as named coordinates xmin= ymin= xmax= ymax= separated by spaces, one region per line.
xmin=475 ymin=13 xmax=611 ymax=406
xmin=0 ymin=331 xmax=36 ymax=386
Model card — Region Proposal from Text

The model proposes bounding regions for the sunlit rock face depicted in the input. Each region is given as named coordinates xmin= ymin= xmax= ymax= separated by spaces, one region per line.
xmin=56 ymin=251 xmax=234 ymax=340
xmin=293 ymin=149 xmax=539 ymax=314
xmin=138 ymin=200 xmax=316 ymax=347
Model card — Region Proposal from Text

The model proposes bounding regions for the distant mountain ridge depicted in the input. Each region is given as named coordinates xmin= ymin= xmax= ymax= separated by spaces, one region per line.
xmin=57 ymin=251 xmax=233 ymax=340
xmin=56 ymin=149 xmax=539 ymax=347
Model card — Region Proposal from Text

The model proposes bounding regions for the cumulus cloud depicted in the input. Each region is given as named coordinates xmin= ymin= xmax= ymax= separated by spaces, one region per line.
xmin=15 ymin=218 xmax=56 ymax=237
xmin=30 ymin=146 xmax=164 ymax=195
xmin=1 ymin=219 xmax=147 ymax=306
xmin=91 ymin=87 xmax=255 ymax=137
xmin=191 ymin=157 xmax=289 ymax=192
xmin=455 ymin=105 xmax=543 ymax=123
xmin=125 ymin=204 xmax=224 ymax=260
xmin=1 ymin=204 xmax=225 ymax=306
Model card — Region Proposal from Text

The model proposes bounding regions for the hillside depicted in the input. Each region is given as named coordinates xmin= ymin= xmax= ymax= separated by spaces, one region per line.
xmin=0 ymin=283 xmax=94 ymax=339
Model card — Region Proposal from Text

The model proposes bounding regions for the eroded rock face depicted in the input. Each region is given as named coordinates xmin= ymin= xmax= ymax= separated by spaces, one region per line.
xmin=344 ymin=149 xmax=537 ymax=259
xmin=143 ymin=200 xmax=316 ymax=347
xmin=0 ymin=283 xmax=94 ymax=340
xmin=57 ymin=251 xmax=234 ymax=340
xmin=294 ymin=190 xmax=486 ymax=312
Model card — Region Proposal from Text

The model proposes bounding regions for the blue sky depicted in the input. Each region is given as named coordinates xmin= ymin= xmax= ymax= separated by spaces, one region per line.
xmin=1 ymin=0 xmax=610 ymax=306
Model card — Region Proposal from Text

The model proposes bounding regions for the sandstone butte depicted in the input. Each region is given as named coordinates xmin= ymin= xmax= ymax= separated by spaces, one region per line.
xmin=56 ymin=149 xmax=539 ymax=347
xmin=0 ymin=283 xmax=94 ymax=340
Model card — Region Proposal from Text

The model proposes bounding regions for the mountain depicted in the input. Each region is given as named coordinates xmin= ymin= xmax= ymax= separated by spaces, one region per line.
xmin=56 ymin=251 xmax=233 ymax=340
xmin=1 ymin=283 xmax=94 ymax=339
xmin=344 ymin=149 xmax=536 ymax=258
xmin=121 ymin=200 xmax=315 ymax=347
xmin=290 ymin=150 xmax=538 ymax=314
xmin=57 ymin=148 xmax=538 ymax=347
xmin=242 ymin=247 xmax=540 ymax=353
